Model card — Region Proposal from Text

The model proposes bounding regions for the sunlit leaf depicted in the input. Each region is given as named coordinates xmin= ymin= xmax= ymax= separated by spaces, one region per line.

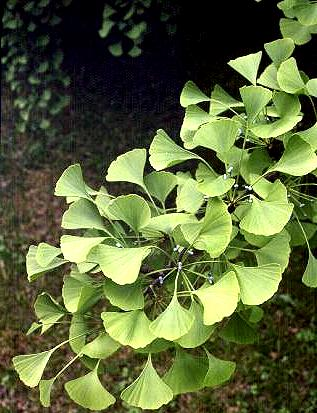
xmin=277 ymin=57 xmax=306 ymax=93
xmin=109 ymin=195 xmax=151 ymax=232
xmin=176 ymin=177 xmax=204 ymax=214
xmin=307 ymin=78 xmax=317 ymax=98
xmin=233 ymin=263 xmax=282 ymax=305
xmin=280 ymin=18 xmax=312 ymax=45
xmin=150 ymin=295 xmax=194 ymax=341
xmin=102 ymin=310 xmax=155 ymax=348
xmin=81 ymin=332 xmax=121 ymax=359
xmin=240 ymin=86 xmax=272 ymax=122
xmin=228 ymin=51 xmax=262 ymax=85
xmin=65 ymin=365 xmax=115 ymax=410
xmin=69 ymin=314 xmax=89 ymax=354
xmin=62 ymin=199 xmax=106 ymax=231
xmin=26 ymin=245 xmax=66 ymax=282
xmin=295 ymin=122 xmax=317 ymax=151
xmin=88 ymin=244 xmax=151 ymax=284
xmin=264 ymin=38 xmax=295 ymax=65
xmin=13 ymin=350 xmax=54 ymax=387
xmin=106 ymin=148 xmax=146 ymax=189
xmin=149 ymin=129 xmax=200 ymax=170
xmin=272 ymin=136 xmax=317 ymax=176
xmin=196 ymin=163 xmax=235 ymax=197
xmin=60 ymin=235 xmax=106 ymax=263
xmin=144 ymin=171 xmax=177 ymax=204
xmin=258 ymin=64 xmax=280 ymax=90
xmin=210 ymin=84 xmax=244 ymax=116
xmin=62 ymin=273 xmax=101 ymax=313
xmin=254 ymin=231 xmax=291 ymax=272
xmin=195 ymin=271 xmax=240 ymax=325
xmin=39 ymin=378 xmax=55 ymax=407
xmin=35 ymin=243 xmax=61 ymax=267
xmin=193 ymin=119 xmax=240 ymax=153
xmin=121 ymin=355 xmax=173 ymax=409
xmin=34 ymin=293 xmax=65 ymax=333
xmin=180 ymin=81 xmax=210 ymax=107
xmin=55 ymin=164 xmax=91 ymax=200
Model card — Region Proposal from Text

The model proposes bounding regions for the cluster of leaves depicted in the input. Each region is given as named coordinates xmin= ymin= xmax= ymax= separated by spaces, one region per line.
xmin=12 ymin=28 xmax=317 ymax=409
xmin=2 ymin=0 xmax=72 ymax=137
xmin=278 ymin=0 xmax=317 ymax=45
xmin=99 ymin=0 xmax=178 ymax=57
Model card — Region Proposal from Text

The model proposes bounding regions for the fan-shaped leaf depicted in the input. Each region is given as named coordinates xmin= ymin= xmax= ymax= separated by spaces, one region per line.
xmin=55 ymin=164 xmax=91 ymax=200
xmin=277 ymin=57 xmax=306 ymax=93
xmin=195 ymin=271 xmax=240 ymax=325
xmin=210 ymin=84 xmax=244 ymax=116
xmin=65 ymin=365 xmax=115 ymax=410
xmin=12 ymin=350 xmax=54 ymax=387
xmin=302 ymin=251 xmax=317 ymax=287
xmin=180 ymin=81 xmax=210 ymax=107
xmin=150 ymin=295 xmax=194 ymax=341
xmin=60 ymin=235 xmax=106 ymax=263
xmin=307 ymin=78 xmax=317 ymax=98
xmin=35 ymin=243 xmax=61 ymax=267
xmin=219 ymin=312 xmax=258 ymax=344
xmin=264 ymin=38 xmax=295 ymax=65
xmin=272 ymin=136 xmax=317 ymax=176
xmin=254 ymin=231 xmax=291 ymax=272
xmin=228 ymin=51 xmax=262 ymax=85
xmin=106 ymin=148 xmax=146 ymax=189
xmin=144 ymin=171 xmax=177 ymax=204
xmin=88 ymin=245 xmax=151 ymax=285
xmin=203 ymin=350 xmax=236 ymax=388
xmin=81 ymin=332 xmax=121 ymax=359
xmin=233 ymin=264 xmax=282 ymax=305
xmin=62 ymin=199 xmax=106 ymax=231
xmin=39 ymin=378 xmax=55 ymax=407
xmin=176 ymin=177 xmax=204 ymax=214
xmin=62 ymin=274 xmax=101 ymax=313
xmin=149 ymin=129 xmax=200 ymax=170
xmin=103 ymin=278 xmax=144 ymax=310
xmin=280 ymin=18 xmax=312 ymax=45
xmin=164 ymin=348 xmax=208 ymax=395
xmin=34 ymin=293 xmax=65 ymax=333
xmin=296 ymin=122 xmax=317 ymax=150
xmin=176 ymin=301 xmax=215 ymax=348
xmin=107 ymin=194 xmax=151 ymax=232
xmin=121 ymin=355 xmax=173 ymax=409
xmin=240 ymin=86 xmax=272 ymax=122
xmin=102 ymin=310 xmax=155 ymax=348
xmin=196 ymin=163 xmax=235 ymax=197
xmin=26 ymin=245 xmax=66 ymax=282
xmin=193 ymin=119 xmax=240 ymax=153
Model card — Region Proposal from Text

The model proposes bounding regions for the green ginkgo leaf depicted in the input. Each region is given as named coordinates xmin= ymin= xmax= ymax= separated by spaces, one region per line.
xmin=88 ymin=244 xmax=151 ymax=284
xmin=251 ymin=115 xmax=302 ymax=139
xmin=144 ymin=171 xmax=177 ymax=204
xmin=306 ymin=78 xmax=317 ymax=98
xmin=26 ymin=245 xmax=67 ymax=282
xmin=181 ymin=105 xmax=212 ymax=135
xmin=240 ymin=86 xmax=272 ymax=122
xmin=39 ymin=378 xmax=55 ymax=407
xmin=264 ymin=38 xmax=295 ymax=65
xmin=180 ymin=80 xmax=210 ymax=107
xmin=12 ymin=349 xmax=54 ymax=387
xmin=240 ymin=189 xmax=293 ymax=236
xmin=35 ymin=243 xmax=62 ymax=267
xmin=121 ymin=355 xmax=173 ymax=409
xmin=149 ymin=129 xmax=200 ymax=171
xmin=176 ymin=177 xmax=204 ymax=214
xmin=280 ymin=18 xmax=312 ymax=45
xmin=103 ymin=278 xmax=144 ymax=310
xmin=62 ymin=274 xmax=101 ymax=313
xmin=273 ymin=92 xmax=301 ymax=117
xmin=296 ymin=122 xmax=317 ymax=151
xmin=65 ymin=365 xmax=115 ymax=410
xmin=219 ymin=312 xmax=258 ymax=344
xmin=107 ymin=194 xmax=151 ymax=232
xmin=203 ymin=350 xmax=236 ymax=388
xmin=193 ymin=119 xmax=240 ymax=154
xmin=34 ymin=293 xmax=65 ymax=333
xmin=302 ymin=251 xmax=317 ymax=287
xmin=181 ymin=198 xmax=232 ymax=258
xmin=54 ymin=164 xmax=91 ymax=200
xmin=233 ymin=264 xmax=282 ymax=305
xmin=296 ymin=3 xmax=317 ymax=26
xmin=106 ymin=148 xmax=146 ymax=189
xmin=258 ymin=64 xmax=280 ymax=90
xmin=69 ymin=314 xmax=89 ymax=354
xmin=143 ymin=213 xmax=196 ymax=237
xmin=62 ymin=199 xmax=106 ymax=231
xmin=196 ymin=163 xmax=235 ymax=197
xmin=210 ymin=84 xmax=244 ymax=116
xmin=164 ymin=348 xmax=208 ymax=395
xmin=254 ymin=231 xmax=291 ymax=272
xmin=101 ymin=310 xmax=156 ymax=348
xmin=176 ymin=301 xmax=215 ymax=348
xmin=150 ymin=295 xmax=194 ymax=341
xmin=272 ymin=137 xmax=317 ymax=176
xmin=195 ymin=271 xmax=240 ymax=325
xmin=60 ymin=235 xmax=106 ymax=263
xmin=81 ymin=332 xmax=121 ymax=359
xmin=277 ymin=57 xmax=306 ymax=94
xmin=228 ymin=51 xmax=262 ymax=85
